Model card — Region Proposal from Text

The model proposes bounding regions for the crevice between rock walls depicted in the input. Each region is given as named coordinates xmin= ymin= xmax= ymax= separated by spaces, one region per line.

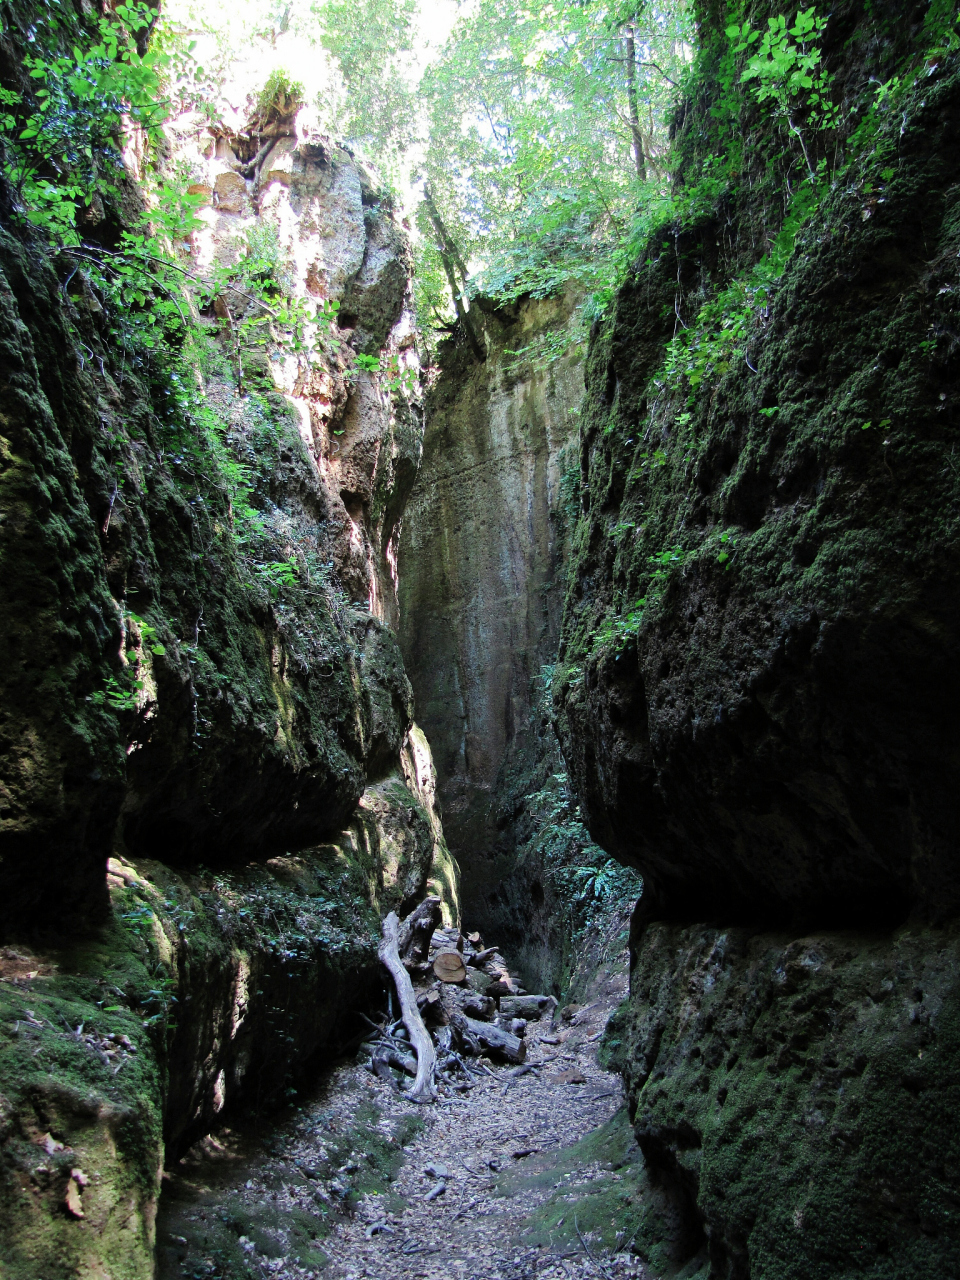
xmin=398 ymin=292 xmax=598 ymax=991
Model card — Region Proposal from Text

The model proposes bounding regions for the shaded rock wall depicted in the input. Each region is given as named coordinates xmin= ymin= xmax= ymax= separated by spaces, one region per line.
xmin=0 ymin=6 xmax=456 ymax=1275
xmin=0 ymin=151 xmax=423 ymax=931
xmin=556 ymin=7 xmax=960 ymax=932
xmin=398 ymin=295 xmax=583 ymax=953
xmin=0 ymin=744 xmax=442 ymax=1280
xmin=604 ymin=920 xmax=960 ymax=1278
xmin=554 ymin=2 xmax=960 ymax=1275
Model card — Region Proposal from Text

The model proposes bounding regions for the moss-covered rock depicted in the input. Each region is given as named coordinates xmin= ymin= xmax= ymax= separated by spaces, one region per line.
xmin=0 ymin=5 xmax=458 ymax=1273
xmin=0 ymin=933 xmax=164 ymax=1280
xmin=555 ymin=11 xmax=960 ymax=928
xmin=604 ymin=920 xmax=960 ymax=1279
xmin=0 ymin=726 xmax=453 ymax=1278
xmin=552 ymin=4 xmax=960 ymax=1276
xmin=0 ymin=0 xmax=433 ymax=933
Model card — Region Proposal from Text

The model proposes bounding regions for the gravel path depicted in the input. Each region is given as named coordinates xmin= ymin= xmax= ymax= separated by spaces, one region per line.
xmin=320 ymin=997 xmax=644 ymax=1280
xmin=158 ymin=935 xmax=648 ymax=1280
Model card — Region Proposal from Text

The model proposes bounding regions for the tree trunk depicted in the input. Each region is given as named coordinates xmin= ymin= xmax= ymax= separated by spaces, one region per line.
xmin=624 ymin=26 xmax=647 ymax=181
xmin=422 ymin=185 xmax=485 ymax=361
xmin=378 ymin=911 xmax=438 ymax=1103
xmin=397 ymin=895 xmax=442 ymax=965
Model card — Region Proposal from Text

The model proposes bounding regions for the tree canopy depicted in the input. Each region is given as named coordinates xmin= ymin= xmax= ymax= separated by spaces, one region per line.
xmin=155 ymin=0 xmax=694 ymax=344
xmin=415 ymin=0 xmax=692 ymax=330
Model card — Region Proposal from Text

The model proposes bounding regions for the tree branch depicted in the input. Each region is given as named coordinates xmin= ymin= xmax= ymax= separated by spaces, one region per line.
xmin=378 ymin=911 xmax=437 ymax=1104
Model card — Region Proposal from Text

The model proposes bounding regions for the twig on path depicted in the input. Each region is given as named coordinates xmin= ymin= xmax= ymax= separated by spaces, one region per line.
xmin=364 ymin=1222 xmax=394 ymax=1240
xmin=576 ymin=1214 xmax=616 ymax=1280
xmin=501 ymin=1062 xmax=540 ymax=1094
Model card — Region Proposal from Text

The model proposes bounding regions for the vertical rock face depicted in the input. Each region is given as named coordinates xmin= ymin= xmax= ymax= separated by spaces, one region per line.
xmin=399 ymin=295 xmax=583 ymax=943
xmin=556 ymin=9 xmax=960 ymax=936
xmin=555 ymin=4 xmax=960 ymax=1275
xmin=175 ymin=118 xmax=421 ymax=628
xmin=0 ymin=15 xmax=456 ymax=1274
xmin=0 ymin=111 xmax=430 ymax=928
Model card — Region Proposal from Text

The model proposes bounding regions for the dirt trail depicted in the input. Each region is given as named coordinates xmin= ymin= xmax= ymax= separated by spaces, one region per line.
xmin=158 ymin=937 xmax=649 ymax=1280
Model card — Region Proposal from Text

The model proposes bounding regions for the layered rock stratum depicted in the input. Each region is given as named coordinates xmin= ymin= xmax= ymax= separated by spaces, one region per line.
xmin=399 ymin=293 xmax=585 ymax=973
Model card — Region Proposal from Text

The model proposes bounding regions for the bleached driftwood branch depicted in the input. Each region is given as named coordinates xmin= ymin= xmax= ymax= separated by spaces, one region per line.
xmin=378 ymin=911 xmax=437 ymax=1103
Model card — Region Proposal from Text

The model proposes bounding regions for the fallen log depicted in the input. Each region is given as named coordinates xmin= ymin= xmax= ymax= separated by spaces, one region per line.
xmin=485 ymin=976 xmax=519 ymax=997
xmin=416 ymin=988 xmax=447 ymax=1024
xmin=452 ymin=1012 xmax=526 ymax=1063
xmin=382 ymin=1045 xmax=418 ymax=1076
xmin=462 ymin=993 xmax=496 ymax=1021
xmin=378 ymin=911 xmax=438 ymax=1103
xmin=433 ymin=950 xmax=467 ymax=983
xmin=371 ymin=1048 xmax=399 ymax=1091
xmin=499 ymin=994 xmax=554 ymax=1020
xmin=397 ymin=896 xmax=443 ymax=964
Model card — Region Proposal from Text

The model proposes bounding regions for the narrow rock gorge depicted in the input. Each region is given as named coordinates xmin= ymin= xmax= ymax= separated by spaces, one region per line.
xmin=398 ymin=293 xmax=590 ymax=983
xmin=1 ymin=0 xmax=960 ymax=1277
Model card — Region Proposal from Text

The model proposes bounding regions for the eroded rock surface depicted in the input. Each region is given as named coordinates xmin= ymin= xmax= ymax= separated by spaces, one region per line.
xmin=555 ymin=45 xmax=960 ymax=932
xmin=0 ymin=13 xmax=453 ymax=1274
xmin=605 ymin=921 xmax=960 ymax=1277
xmin=399 ymin=294 xmax=583 ymax=960
xmin=552 ymin=6 xmax=960 ymax=1278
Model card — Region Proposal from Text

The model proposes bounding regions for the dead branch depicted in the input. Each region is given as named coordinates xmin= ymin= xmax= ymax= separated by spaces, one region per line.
xmin=378 ymin=911 xmax=438 ymax=1103
xmin=575 ymin=1215 xmax=616 ymax=1280
xmin=452 ymin=1012 xmax=526 ymax=1063
xmin=398 ymin=896 xmax=443 ymax=964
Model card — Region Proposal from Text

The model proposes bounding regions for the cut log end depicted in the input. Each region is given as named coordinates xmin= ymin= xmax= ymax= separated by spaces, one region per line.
xmin=433 ymin=950 xmax=467 ymax=983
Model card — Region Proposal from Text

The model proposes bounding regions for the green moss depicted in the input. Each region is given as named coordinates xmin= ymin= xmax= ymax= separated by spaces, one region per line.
xmin=608 ymin=922 xmax=960 ymax=1278
xmin=0 ymin=928 xmax=164 ymax=1279
xmin=496 ymin=1108 xmax=706 ymax=1276
xmin=156 ymin=1098 xmax=424 ymax=1279
xmin=0 ymin=747 xmax=443 ymax=1277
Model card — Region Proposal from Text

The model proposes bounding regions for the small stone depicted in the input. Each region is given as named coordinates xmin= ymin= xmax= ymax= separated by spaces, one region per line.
xmin=64 ymin=1176 xmax=84 ymax=1218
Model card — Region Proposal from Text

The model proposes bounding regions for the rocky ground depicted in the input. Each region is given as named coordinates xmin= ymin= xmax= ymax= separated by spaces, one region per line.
xmin=156 ymin=920 xmax=653 ymax=1280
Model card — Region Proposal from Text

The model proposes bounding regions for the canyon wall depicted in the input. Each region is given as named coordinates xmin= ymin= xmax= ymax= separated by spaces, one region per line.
xmin=398 ymin=295 xmax=586 ymax=974
xmin=556 ymin=2 xmax=960 ymax=1275
xmin=0 ymin=8 xmax=454 ymax=1275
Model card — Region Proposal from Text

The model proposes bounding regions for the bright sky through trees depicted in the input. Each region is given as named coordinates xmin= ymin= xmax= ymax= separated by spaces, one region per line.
xmin=159 ymin=0 xmax=693 ymax=342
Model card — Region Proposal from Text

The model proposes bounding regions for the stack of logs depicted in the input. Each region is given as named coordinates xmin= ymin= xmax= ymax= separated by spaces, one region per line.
xmin=368 ymin=898 xmax=556 ymax=1102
